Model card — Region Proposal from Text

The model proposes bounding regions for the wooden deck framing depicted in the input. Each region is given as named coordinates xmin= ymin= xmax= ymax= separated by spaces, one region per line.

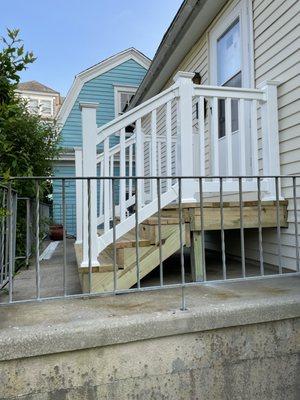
xmin=75 ymin=200 xmax=288 ymax=292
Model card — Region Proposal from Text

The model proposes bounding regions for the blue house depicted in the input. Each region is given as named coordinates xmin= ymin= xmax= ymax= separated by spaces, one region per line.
xmin=53 ymin=48 xmax=151 ymax=235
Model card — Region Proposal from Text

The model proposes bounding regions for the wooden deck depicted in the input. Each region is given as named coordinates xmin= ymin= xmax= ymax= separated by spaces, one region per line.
xmin=157 ymin=200 xmax=288 ymax=230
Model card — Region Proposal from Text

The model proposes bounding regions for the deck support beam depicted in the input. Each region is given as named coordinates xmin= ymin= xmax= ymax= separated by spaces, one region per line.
xmin=190 ymin=231 xmax=204 ymax=282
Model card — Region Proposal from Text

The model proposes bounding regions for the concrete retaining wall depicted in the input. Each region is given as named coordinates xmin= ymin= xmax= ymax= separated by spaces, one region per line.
xmin=0 ymin=318 xmax=299 ymax=399
xmin=1 ymin=277 xmax=299 ymax=399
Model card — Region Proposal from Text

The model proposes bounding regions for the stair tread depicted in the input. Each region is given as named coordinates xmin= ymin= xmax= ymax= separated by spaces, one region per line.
xmin=108 ymin=238 xmax=151 ymax=249
xmin=142 ymin=217 xmax=181 ymax=225
xmin=99 ymin=228 xmax=152 ymax=248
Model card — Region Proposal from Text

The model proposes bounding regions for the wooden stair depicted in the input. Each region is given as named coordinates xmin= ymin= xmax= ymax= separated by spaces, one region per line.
xmin=75 ymin=199 xmax=288 ymax=293
xmin=76 ymin=218 xmax=186 ymax=293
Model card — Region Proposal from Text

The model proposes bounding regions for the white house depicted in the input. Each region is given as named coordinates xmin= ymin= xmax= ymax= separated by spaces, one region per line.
xmin=73 ymin=0 xmax=299 ymax=291
xmin=17 ymin=80 xmax=62 ymax=119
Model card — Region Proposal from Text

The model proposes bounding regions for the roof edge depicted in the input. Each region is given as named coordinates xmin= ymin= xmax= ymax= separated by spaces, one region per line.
xmin=131 ymin=0 xmax=227 ymax=108
xmin=57 ymin=48 xmax=151 ymax=128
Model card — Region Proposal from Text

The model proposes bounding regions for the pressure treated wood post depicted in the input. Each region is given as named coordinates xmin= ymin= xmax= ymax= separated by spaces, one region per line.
xmin=190 ymin=231 xmax=204 ymax=282
xmin=174 ymin=71 xmax=196 ymax=202
xmin=80 ymin=102 xmax=99 ymax=267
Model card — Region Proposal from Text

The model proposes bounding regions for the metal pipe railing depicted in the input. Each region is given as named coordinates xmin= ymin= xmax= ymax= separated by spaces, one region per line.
xmin=0 ymin=175 xmax=299 ymax=308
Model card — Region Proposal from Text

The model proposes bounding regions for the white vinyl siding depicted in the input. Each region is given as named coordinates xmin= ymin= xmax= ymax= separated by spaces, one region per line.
xmin=158 ymin=0 xmax=300 ymax=270
xmin=252 ymin=0 xmax=300 ymax=271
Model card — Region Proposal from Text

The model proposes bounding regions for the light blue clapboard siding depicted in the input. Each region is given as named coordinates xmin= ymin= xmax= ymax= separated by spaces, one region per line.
xmin=53 ymin=165 xmax=77 ymax=236
xmin=61 ymin=59 xmax=147 ymax=149
xmin=53 ymin=59 xmax=147 ymax=237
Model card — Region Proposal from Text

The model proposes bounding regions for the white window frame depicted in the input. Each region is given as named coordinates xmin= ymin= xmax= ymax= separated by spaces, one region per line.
xmin=40 ymin=99 xmax=53 ymax=116
xmin=208 ymin=0 xmax=255 ymax=176
xmin=22 ymin=94 xmax=55 ymax=117
xmin=209 ymin=0 xmax=254 ymax=88
xmin=114 ymin=84 xmax=138 ymax=118
xmin=28 ymin=98 xmax=39 ymax=114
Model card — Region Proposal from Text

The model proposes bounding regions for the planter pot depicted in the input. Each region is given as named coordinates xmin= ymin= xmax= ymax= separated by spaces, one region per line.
xmin=49 ymin=224 xmax=64 ymax=241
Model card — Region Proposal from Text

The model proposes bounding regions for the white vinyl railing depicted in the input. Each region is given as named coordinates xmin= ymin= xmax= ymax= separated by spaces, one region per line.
xmin=97 ymin=134 xmax=136 ymax=227
xmin=94 ymin=82 xmax=180 ymax=256
xmin=75 ymin=72 xmax=280 ymax=267
xmin=193 ymin=85 xmax=263 ymax=177
xmin=193 ymin=80 xmax=280 ymax=195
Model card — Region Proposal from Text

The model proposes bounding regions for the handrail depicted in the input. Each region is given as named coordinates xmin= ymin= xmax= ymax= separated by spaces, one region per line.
xmin=96 ymin=83 xmax=179 ymax=144
xmin=193 ymin=84 xmax=265 ymax=101
xmin=96 ymin=135 xmax=135 ymax=163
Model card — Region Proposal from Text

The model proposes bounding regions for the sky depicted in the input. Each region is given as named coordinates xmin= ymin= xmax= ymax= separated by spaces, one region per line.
xmin=1 ymin=0 xmax=183 ymax=96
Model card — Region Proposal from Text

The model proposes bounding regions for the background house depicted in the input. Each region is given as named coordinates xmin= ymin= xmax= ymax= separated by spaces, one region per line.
xmin=16 ymin=80 xmax=62 ymax=119
xmin=54 ymin=48 xmax=151 ymax=234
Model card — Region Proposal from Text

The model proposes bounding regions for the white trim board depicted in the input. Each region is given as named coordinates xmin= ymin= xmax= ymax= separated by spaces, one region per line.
xmin=57 ymin=48 xmax=151 ymax=128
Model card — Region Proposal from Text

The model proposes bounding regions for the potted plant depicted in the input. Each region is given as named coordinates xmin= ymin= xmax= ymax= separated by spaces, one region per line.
xmin=49 ymin=223 xmax=64 ymax=241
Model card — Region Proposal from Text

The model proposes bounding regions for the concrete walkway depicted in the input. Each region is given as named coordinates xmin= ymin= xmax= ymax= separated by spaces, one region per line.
xmin=0 ymin=238 xmax=81 ymax=302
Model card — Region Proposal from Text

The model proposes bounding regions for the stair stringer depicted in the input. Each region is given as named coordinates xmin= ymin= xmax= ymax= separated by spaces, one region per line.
xmin=95 ymin=224 xmax=184 ymax=292
xmin=97 ymin=183 xmax=179 ymax=254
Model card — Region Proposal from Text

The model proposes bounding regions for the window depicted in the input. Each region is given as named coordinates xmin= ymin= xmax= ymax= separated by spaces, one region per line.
xmin=119 ymin=92 xmax=134 ymax=115
xmin=114 ymin=85 xmax=137 ymax=117
xmin=210 ymin=0 xmax=253 ymax=139
xmin=217 ymin=19 xmax=242 ymax=138
xmin=40 ymin=100 xmax=52 ymax=116
xmin=217 ymin=19 xmax=241 ymax=86
xmin=27 ymin=97 xmax=53 ymax=117
xmin=28 ymin=99 xmax=39 ymax=114
xmin=209 ymin=0 xmax=253 ymax=175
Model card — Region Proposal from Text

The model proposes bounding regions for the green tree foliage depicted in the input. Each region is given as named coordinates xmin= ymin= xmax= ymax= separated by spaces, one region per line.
xmin=0 ymin=28 xmax=35 ymax=104
xmin=0 ymin=29 xmax=60 ymax=262
xmin=0 ymin=28 xmax=60 ymax=191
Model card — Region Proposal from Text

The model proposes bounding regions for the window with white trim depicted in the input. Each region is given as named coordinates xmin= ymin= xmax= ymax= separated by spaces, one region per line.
xmin=209 ymin=0 xmax=253 ymax=138
xmin=40 ymin=99 xmax=52 ymax=116
xmin=25 ymin=96 xmax=54 ymax=117
xmin=28 ymin=99 xmax=39 ymax=114
xmin=114 ymin=85 xmax=137 ymax=117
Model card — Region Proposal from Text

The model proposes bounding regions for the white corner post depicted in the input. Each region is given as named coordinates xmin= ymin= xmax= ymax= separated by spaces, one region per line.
xmin=74 ymin=147 xmax=83 ymax=244
xmin=258 ymin=81 xmax=281 ymax=199
xmin=80 ymin=102 xmax=99 ymax=267
xmin=174 ymin=71 xmax=196 ymax=202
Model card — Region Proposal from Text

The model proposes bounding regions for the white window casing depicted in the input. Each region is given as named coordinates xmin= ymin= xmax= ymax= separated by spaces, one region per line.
xmin=114 ymin=84 xmax=138 ymax=118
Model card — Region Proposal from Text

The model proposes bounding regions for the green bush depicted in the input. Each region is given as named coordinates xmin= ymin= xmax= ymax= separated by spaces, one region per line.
xmin=0 ymin=29 xmax=61 ymax=263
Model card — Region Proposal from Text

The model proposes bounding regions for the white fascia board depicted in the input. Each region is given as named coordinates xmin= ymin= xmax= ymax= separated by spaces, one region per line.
xmin=131 ymin=0 xmax=228 ymax=107
xmin=113 ymin=83 xmax=139 ymax=90
xmin=16 ymin=90 xmax=59 ymax=98
xmin=57 ymin=48 xmax=151 ymax=128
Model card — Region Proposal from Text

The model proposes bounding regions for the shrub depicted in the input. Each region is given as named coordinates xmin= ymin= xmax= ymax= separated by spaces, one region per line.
xmin=0 ymin=29 xmax=60 ymax=263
